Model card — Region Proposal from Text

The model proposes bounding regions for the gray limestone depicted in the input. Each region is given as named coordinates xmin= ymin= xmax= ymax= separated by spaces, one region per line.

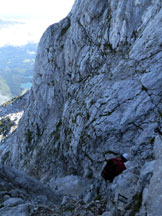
xmin=4 ymin=198 xmax=24 ymax=207
xmin=0 ymin=204 xmax=29 ymax=216
xmin=142 ymin=135 xmax=162 ymax=215
xmin=0 ymin=164 xmax=62 ymax=215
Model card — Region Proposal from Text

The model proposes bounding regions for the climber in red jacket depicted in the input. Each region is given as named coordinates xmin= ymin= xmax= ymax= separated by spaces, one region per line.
xmin=101 ymin=153 xmax=129 ymax=183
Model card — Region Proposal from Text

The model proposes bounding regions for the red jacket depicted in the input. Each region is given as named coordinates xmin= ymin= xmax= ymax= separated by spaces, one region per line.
xmin=101 ymin=158 xmax=126 ymax=182
xmin=113 ymin=158 xmax=126 ymax=176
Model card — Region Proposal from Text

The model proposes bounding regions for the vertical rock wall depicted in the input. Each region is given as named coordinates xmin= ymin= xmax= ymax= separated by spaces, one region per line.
xmin=3 ymin=0 xmax=162 ymax=179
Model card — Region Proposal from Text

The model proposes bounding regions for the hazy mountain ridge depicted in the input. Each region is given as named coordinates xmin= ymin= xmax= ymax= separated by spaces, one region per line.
xmin=0 ymin=19 xmax=24 ymax=31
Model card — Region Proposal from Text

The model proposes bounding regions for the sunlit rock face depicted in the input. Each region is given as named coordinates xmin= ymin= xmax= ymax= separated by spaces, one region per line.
xmin=1 ymin=0 xmax=162 ymax=215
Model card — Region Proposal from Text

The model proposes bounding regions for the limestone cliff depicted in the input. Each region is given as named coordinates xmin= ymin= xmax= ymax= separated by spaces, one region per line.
xmin=0 ymin=0 xmax=162 ymax=215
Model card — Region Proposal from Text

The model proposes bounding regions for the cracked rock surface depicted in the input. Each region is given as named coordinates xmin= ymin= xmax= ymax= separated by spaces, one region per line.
xmin=0 ymin=0 xmax=162 ymax=215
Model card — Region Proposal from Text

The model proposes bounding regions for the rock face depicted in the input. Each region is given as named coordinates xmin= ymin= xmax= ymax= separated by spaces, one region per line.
xmin=0 ymin=0 xmax=162 ymax=215
xmin=0 ymin=92 xmax=28 ymax=142
xmin=0 ymin=164 xmax=62 ymax=216
xmin=143 ymin=135 xmax=162 ymax=216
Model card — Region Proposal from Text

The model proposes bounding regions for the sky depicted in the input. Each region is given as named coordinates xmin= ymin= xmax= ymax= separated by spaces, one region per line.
xmin=0 ymin=0 xmax=75 ymax=47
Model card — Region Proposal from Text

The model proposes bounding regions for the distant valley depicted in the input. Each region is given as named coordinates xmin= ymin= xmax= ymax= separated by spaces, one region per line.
xmin=0 ymin=43 xmax=37 ymax=105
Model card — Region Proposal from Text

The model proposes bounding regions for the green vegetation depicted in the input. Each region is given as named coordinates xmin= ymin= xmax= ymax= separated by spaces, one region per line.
xmin=0 ymin=43 xmax=37 ymax=98
xmin=126 ymin=193 xmax=143 ymax=216
xmin=1 ymin=90 xmax=27 ymax=107
xmin=25 ymin=129 xmax=33 ymax=144
xmin=95 ymin=194 xmax=102 ymax=201
xmin=0 ymin=76 xmax=11 ymax=96
xmin=0 ymin=116 xmax=14 ymax=138
xmin=2 ymin=151 xmax=10 ymax=165
xmin=0 ymin=204 xmax=4 ymax=208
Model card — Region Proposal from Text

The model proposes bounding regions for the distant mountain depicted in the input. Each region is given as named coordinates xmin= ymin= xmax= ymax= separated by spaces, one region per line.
xmin=0 ymin=19 xmax=23 ymax=29
xmin=0 ymin=43 xmax=37 ymax=104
